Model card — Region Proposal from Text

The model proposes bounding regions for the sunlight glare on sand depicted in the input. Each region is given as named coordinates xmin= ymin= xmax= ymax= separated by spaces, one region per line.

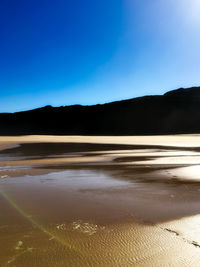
xmin=171 ymin=165 xmax=200 ymax=182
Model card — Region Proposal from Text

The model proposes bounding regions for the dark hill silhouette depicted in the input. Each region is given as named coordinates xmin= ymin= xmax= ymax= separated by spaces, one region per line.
xmin=1 ymin=86 xmax=200 ymax=135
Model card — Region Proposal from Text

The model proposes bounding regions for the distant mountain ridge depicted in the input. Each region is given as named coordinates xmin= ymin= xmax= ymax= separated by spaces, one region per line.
xmin=1 ymin=86 xmax=200 ymax=135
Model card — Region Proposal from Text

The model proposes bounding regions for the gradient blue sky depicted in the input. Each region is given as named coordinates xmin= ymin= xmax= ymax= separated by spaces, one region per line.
xmin=1 ymin=0 xmax=200 ymax=112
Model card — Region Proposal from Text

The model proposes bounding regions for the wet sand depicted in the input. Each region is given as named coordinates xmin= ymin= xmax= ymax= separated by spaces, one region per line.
xmin=1 ymin=135 xmax=200 ymax=266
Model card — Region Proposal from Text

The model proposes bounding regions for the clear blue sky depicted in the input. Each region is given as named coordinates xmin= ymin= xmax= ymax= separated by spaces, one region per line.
xmin=1 ymin=0 xmax=200 ymax=112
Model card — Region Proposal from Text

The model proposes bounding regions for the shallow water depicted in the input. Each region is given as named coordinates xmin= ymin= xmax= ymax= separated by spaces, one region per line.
xmin=1 ymin=141 xmax=200 ymax=266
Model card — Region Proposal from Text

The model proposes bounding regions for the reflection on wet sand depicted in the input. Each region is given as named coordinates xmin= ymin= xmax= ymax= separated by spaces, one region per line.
xmin=1 ymin=136 xmax=200 ymax=266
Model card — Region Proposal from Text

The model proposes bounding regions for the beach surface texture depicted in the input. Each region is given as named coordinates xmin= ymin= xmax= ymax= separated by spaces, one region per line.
xmin=1 ymin=135 xmax=200 ymax=266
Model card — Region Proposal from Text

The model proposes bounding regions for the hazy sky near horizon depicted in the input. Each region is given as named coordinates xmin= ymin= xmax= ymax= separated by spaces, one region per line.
xmin=1 ymin=0 xmax=200 ymax=112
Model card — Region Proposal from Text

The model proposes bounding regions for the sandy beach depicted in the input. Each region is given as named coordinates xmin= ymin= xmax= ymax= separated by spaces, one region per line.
xmin=1 ymin=135 xmax=200 ymax=266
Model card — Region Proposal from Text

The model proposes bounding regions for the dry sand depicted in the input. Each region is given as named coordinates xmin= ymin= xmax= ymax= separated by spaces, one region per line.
xmin=1 ymin=134 xmax=200 ymax=148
